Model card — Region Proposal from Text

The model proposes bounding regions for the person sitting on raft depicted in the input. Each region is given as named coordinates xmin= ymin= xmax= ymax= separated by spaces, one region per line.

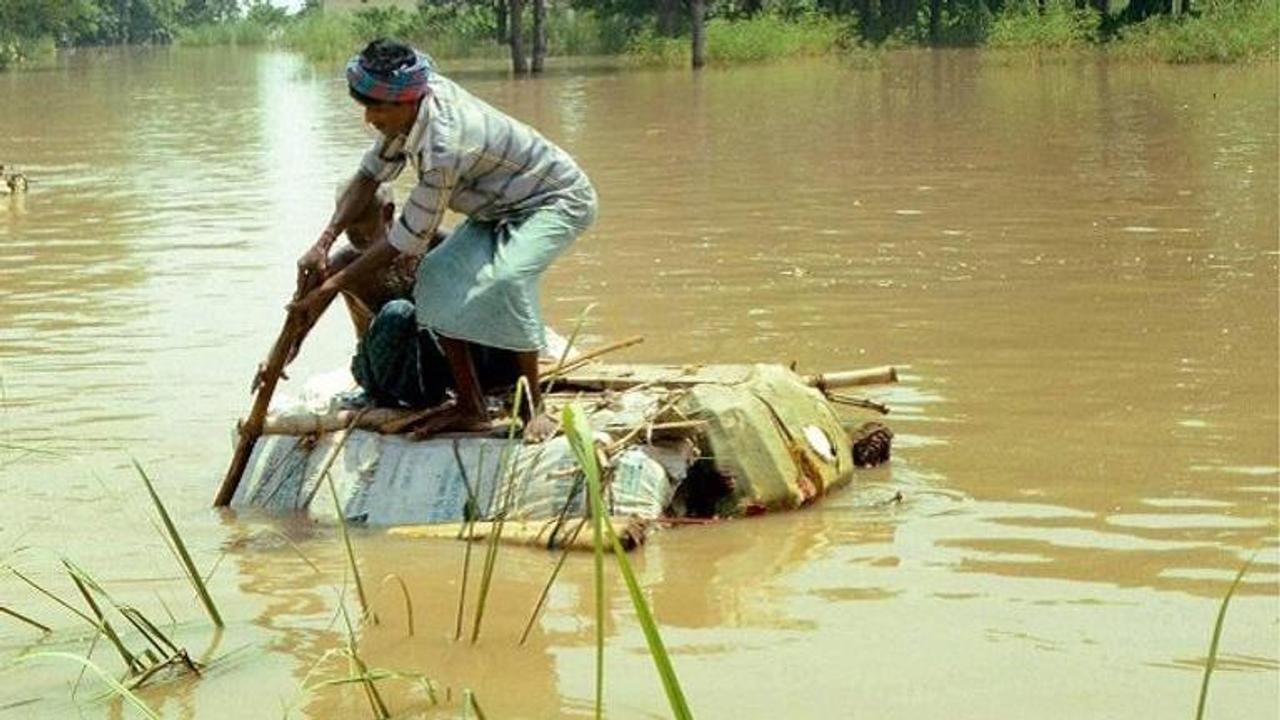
xmin=285 ymin=182 xmax=537 ymax=420
xmin=290 ymin=38 xmax=597 ymax=442
xmin=284 ymin=183 xmax=428 ymax=345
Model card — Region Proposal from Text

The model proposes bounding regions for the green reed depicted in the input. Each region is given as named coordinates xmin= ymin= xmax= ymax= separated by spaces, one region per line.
xmin=378 ymin=573 xmax=415 ymax=637
xmin=1195 ymin=556 xmax=1255 ymax=720
xmin=0 ymin=605 xmax=50 ymax=633
xmin=467 ymin=377 xmax=528 ymax=644
xmin=562 ymin=403 xmax=693 ymax=720
xmin=133 ymin=460 xmax=224 ymax=628
xmin=317 ymin=424 xmax=376 ymax=624
xmin=15 ymin=652 xmax=160 ymax=720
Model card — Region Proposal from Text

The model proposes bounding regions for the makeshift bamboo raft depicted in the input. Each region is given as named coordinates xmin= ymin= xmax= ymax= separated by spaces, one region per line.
xmin=229 ymin=362 xmax=897 ymax=550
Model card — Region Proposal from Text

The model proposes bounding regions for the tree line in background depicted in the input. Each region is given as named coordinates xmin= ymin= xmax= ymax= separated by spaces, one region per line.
xmin=2 ymin=0 xmax=1276 ymax=69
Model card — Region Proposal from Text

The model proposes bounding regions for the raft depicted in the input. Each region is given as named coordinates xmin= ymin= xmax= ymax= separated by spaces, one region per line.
xmin=230 ymin=362 xmax=897 ymax=550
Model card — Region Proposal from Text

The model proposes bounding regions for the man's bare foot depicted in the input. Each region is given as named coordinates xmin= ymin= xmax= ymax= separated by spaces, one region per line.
xmin=523 ymin=412 xmax=559 ymax=443
xmin=408 ymin=406 xmax=493 ymax=440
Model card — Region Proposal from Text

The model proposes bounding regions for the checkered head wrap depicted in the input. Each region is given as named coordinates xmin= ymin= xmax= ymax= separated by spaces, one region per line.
xmin=346 ymin=50 xmax=434 ymax=104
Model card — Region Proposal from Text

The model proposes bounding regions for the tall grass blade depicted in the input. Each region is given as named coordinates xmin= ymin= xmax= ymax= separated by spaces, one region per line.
xmin=12 ymin=568 xmax=96 ymax=626
xmin=15 ymin=652 xmax=160 ymax=720
xmin=0 ymin=605 xmax=51 ymax=633
xmin=379 ymin=573 xmax=415 ymax=637
xmin=255 ymin=527 xmax=325 ymax=575
xmin=469 ymin=378 xmax=533 ymax=644
xmin=318 ymin=422 xmax=375 ymax=624
xmin=62 ymin=561 xmax=142 ymax=674
xmin=452 ymin=440 xmax=481 ymax=641
xmin=132 ymin=460 xmax=224 ymax=628
xmin=71 ymin=632 xmax=102 ymax=700
xmin=562 ymin=405 xmax=606 ymax=719
xmin=338 ymin=601 xmax=389 ymax=719
xmin=519 ymin=517 xmax=587 ymax=646
xmin=564 ymin=404 xmax=694 ymax=720
xmin=542 ymin=302 xmax=595 ymax=396
xmin=460 ymin=688 xmax=488 ymax=720
xmin=327 ymin=467 xmax=373 ymax=624
xmin=1195 ymin=556 xmax=1255 ymax=720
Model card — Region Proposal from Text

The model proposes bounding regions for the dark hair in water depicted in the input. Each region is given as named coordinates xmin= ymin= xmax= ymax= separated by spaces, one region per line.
xmin=350 ymin=38 xmax=417 ymax=107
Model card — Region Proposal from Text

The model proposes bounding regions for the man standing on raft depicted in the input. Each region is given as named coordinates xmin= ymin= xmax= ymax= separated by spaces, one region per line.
xmin=291 ymin=39 xmax=598 ymax=441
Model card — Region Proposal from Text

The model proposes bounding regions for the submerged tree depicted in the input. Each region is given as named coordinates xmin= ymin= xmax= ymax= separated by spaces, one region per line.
xmin=509 ymin=0 xmax=527 ymax=73
xmin=690 ymin=0 xmax=706 ymax=68
xmin=531 ymin=0 xmax=546 ymax=72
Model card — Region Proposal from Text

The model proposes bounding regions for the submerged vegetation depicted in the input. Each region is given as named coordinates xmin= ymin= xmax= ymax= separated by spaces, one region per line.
xmin=2 ymin=0 xmax=1275 ymax=70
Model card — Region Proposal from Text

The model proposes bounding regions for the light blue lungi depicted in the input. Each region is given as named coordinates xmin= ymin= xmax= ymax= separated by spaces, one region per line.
xmin=413 ymin=195 xmax=596 ymax=352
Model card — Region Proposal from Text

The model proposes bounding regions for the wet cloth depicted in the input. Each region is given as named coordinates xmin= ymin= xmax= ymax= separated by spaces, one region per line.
xmin=357 ymin=72 xmax=597 ymax=351
xmin=346 ymin=51 xmax=434 ymax=104
xmin=351 ymin=300 xmax=519 ymax=409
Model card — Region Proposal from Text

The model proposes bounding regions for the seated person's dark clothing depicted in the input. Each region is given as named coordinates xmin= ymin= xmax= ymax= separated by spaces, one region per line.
xmin=352 ymin=300 xmax=521 ymax=408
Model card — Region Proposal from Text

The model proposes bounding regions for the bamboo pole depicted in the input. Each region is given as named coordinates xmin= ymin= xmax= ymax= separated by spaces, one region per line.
xmin=804 ymin=365 xmax=898 ymax=390
xmin=388 ymin=517 xmax=650 ymax=552
xmin=539 ymin=335 xmax=645 ymax=382
xmin=214 ymin=301 xmax=333 ymax=507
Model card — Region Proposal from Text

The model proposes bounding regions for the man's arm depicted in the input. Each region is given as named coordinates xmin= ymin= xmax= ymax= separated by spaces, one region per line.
xmin=289 ymin=236 xmax=400 ymax=321
xmin=295 ymin=172 xmax=381 ymax=299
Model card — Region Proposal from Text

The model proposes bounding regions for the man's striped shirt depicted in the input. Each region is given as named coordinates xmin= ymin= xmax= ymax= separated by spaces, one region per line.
xmin=359 ymin=73 xmax=594 ymax=256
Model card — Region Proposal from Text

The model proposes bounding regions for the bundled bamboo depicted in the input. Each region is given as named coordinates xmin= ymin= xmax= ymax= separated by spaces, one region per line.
xmin=388 ymin=517 xmax=650 ymax=552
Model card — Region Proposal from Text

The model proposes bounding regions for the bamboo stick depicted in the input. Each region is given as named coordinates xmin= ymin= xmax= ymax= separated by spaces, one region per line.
xmin=259 ymin=407 xmax=412 ymax=436
xmin=539 ymin=335 xmax=645 ymax=381
xmin=804 ymin=365 xmax=898 ymax=390
xmin=215 ymin=298 xmax=336 ymax=506
xmin=387 ymin=518 xmax=650 ymax=552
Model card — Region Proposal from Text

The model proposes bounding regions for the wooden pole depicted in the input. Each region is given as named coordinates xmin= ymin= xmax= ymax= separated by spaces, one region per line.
xmin=213 ymin=303 xmax=331 ymax=506
xmin=803 ymin=366 xmax=899 ymax=391
xmin=540 ymin=335 xmax=645 ymax=381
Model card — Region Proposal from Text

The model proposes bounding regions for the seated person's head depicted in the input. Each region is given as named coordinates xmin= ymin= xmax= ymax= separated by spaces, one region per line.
xmin=343 ymin=183 xmax=395 ymax=250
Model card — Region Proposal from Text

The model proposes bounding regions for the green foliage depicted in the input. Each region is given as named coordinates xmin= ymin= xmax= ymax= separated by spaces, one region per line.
xmin=548 ymin=7 xmax=633 ymax=55
xmin=909 ymin=0 xmax=993 ymax=45
xmin=350 ymin=5 xmax=418 ymax=45
xmin=1113 ymin=0 xmax=1279 ymax=63
xmin=176 ymin=19 xmax=271 ymax=47
xmin=628 ymin=11 xmax=850 ymax=66
xmin=987 ymin=0 xmax=1100 ymax=50
xmin=179 ymin=0 xmax=238 ymax=26
xmin=279 ymin=11 xmax=358 ymax=64
xmin=4 ymin=0 xmax=1274 ymax=70
xmin=0 ymin=34 xmax=55 ymax=70
xmin=0 ymin=0 xmax=100 ymax=44
xmin=411 ymin=2 xmax=503 ymax=59
xmin=245 ymin=0 xmax=288 ymax=29
xmin=624 ymin=28 xmax=687 ymax=66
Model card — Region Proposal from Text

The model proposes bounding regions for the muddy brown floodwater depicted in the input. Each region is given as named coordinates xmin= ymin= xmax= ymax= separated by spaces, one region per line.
xmin=1 ymin=48 xmax=1276 ymax=719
